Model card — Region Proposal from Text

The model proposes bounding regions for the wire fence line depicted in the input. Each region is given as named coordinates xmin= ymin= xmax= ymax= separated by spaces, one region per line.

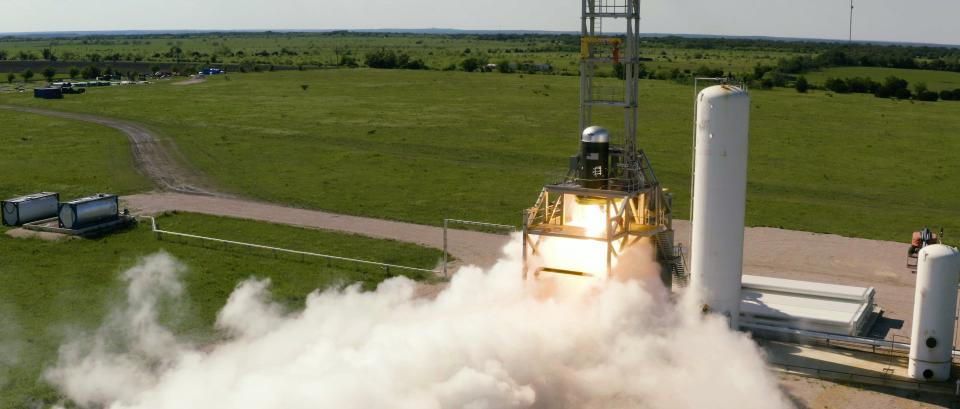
xmin=138 ymin=216 xmax=439 ymax=275
xmin=442 ymin=219 xmax=517 ymax=277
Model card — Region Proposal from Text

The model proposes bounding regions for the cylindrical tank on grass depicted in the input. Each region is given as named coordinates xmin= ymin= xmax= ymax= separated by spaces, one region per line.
xmin=908 ymin=244 xmax=960 ymax=381
xmin=579 ymin=126 xmax=610 ymax=189
xmin=2 ymin=192 xmax=59 ymax=226
xmin=689 ymin=85 xmax=751 ymax=330
xmin=58 ymin=194 xmax=119 ymax=230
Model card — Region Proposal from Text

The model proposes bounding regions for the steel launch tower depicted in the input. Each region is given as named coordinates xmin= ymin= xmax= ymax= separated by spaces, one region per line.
xmin=522 ymin=0 xmax=679 ymax=285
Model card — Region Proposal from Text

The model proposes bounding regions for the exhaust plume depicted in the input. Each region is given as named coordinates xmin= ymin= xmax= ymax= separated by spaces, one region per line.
xmin=45 ymin=236 xmax=790 ymax=409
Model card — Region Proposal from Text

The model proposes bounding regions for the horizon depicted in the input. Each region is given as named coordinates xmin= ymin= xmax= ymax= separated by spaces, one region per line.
xmin=1 ymin=28 xmax=958 ymax=49
xmin=1 ymin=0 xmax=958 ymax=46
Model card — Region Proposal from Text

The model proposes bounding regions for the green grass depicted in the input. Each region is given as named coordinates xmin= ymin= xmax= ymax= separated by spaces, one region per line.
xmin=154 ymin=211 xmax=443 ymax=271
xmin=804 ymin=67 xmax=960 ymax=92
xmin=0 ymin=33 xmax=797 ymax=76
xmin=0 ymin=212 xmax=443 ymax=409
xmin=743 ymin=87 xmax=960 ymax=241
xmin=1 ymin=69 xmax=958 ymax=243
xmin=0 ymin=111 xmax=442 ymax=408
xmin=0 ymin=108 xmax=152 ymax=200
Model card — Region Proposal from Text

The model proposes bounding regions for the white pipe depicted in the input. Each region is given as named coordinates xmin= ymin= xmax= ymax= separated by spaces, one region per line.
xmin=742 ymin=322 xmax=960 ymax=358
xmin=138 ymin=216 xmax=438 ymax=274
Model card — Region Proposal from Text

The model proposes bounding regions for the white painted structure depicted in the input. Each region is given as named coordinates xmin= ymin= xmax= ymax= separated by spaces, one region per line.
xmin=740 ymin=275 xmax=876 ymax=336
xmin=908 ymin=244 xmax=960 ymax=381
xmin=689 ymin=85 xmax=751 ymax=329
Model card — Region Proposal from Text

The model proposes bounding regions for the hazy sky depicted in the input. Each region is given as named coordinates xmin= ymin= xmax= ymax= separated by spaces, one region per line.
xmin=3 ymin=0 xmax=958 ymax=45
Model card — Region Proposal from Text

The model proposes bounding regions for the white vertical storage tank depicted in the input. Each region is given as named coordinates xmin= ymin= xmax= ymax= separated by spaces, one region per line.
xmin=689 ymin=85 xmax=751 ymax=329
xmin=908 ymin=244 xmax=960 ymax=381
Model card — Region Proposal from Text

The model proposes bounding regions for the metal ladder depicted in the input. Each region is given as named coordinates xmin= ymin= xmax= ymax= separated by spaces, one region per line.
xmin=672 ymin=243 xmax=690 ymax=287
xmin=654 ymin=231 xmax=689 ymax=286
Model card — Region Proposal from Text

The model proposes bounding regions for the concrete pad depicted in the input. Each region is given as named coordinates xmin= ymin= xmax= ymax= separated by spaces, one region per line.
xmin=762 ymin=340 xmax=960 ymax=398
xmin=4 ymin=227 xmax=69 ymax=241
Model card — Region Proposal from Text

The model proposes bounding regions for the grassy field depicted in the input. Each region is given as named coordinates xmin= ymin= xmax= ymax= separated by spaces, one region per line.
xmin=805 ymin=66 xmax=960 ymax=92
xmin=0 ymin=212 xmax=443 ymax=408
xmin=0 ymin=103 xmax=444 ymax=408
xmin=0 ymin=108 xmax=152 ymax=200
xmin=1 ymin=35 xmax=959 ymax=408
xmin=0 ymin=33 xmax=798 ymax=76
xmin=2 ymin=69 xmax=958 ymax=242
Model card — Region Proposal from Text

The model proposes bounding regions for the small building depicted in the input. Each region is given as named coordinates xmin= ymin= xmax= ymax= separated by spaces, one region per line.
xmin=518 ymin=62 xmax=554 ymax=73
xmin=34 ymin=87 xmax=63 ymax=99
xmin=199 ymin=68 xmax=225 ymax=76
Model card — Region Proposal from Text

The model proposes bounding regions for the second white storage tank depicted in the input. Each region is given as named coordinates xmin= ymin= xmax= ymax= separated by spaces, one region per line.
xmin=908 ymin=244 xmax=960 ymax=381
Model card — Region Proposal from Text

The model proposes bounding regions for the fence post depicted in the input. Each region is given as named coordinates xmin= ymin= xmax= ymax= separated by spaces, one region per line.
xmin=443 ymin=219 xmax=448 ymax=278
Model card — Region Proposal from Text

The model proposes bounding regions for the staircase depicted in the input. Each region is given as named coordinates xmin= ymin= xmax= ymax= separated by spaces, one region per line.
xmin=655 ymin=230 xmax=674 ymax=259
xmin=672 ymin=244 xmax=689 ymax=287
xmin=655 ymin=231 xmax=689 ymax=287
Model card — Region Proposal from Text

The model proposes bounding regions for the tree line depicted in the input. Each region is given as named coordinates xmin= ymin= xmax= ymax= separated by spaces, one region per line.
xmin=5 ymin=64 xmax=157 ymax=84
xmin=822 ymin=76 xmax=960 ymax=101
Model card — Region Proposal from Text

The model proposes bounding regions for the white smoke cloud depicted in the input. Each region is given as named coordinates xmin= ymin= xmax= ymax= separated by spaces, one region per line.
xmin=0 ymin=302 xmax=23 ymax=391
xmin=45 ymin=252 xmax=187 ymax=407
xmin=45 ymin=236 xmax=791 ymax=409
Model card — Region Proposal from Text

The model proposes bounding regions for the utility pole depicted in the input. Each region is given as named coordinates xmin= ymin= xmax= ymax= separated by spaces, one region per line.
xmin=848 ymin=0 xmax=854 ymax=42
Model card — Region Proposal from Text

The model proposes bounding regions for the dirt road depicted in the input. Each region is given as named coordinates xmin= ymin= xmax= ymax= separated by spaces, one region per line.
xmin=124 ymin=192 xmax=512 ymax=270
xmin=172 ymin=77 xmax=207 ymax=86
xmin=2 ymin=104 xmax=509 ymax=268
xmin=0 ymin=105 xmax=213 ymax=195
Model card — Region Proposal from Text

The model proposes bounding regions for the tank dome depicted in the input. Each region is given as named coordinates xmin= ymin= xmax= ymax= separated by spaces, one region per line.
xmin=581 ymin=126 xmax=610 ymax=143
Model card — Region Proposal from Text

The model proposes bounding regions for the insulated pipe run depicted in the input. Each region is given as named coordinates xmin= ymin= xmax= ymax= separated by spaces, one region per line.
xmin=741 ymin=322 xmax=960 ymax=358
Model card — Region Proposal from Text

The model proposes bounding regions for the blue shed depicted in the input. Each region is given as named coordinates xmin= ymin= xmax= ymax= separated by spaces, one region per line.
xmin=34 ymin=87 xmax=64 ymax=99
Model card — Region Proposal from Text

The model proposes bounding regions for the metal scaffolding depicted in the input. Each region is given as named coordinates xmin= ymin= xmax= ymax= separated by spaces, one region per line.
xmin=522 ymin=0 xmax=681 ymax=285
xmin=579 ymin=0 xmax=641 ymax=179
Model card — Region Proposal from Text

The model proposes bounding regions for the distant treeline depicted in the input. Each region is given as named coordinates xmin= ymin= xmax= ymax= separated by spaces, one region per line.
xmin=2 ymin=32 xmax=960 ymax=92
xmin=756 ymin=49 xmax=960 ymax=76
xmin=821 ymin=75 xmax=960 ymax=101
xmin=1 ymin=32 xmax=957 ymax=73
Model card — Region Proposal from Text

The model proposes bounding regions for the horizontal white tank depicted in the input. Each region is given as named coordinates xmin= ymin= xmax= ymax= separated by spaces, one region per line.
xmin=58 ymin=194 xmax=119 ymax=230
xmin=2 ymin=192 xmax=59 ymax=226
xmin=908 ymin=244 xmax=960 ymax=381
xmin=689 ymin=85 xmax=751 ymax=329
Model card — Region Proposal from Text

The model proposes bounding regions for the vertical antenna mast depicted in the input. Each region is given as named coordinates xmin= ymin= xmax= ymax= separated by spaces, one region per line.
xmin=848 ymin=0 xmax=854 ymax=42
